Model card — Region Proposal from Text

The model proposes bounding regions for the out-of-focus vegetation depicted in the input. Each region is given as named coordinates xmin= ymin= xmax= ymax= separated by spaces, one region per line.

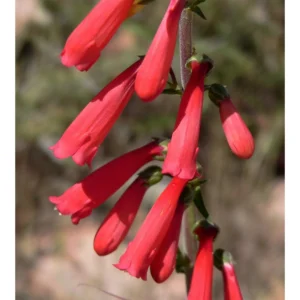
xmin=16 ymin=0 xmax=284 ymax=299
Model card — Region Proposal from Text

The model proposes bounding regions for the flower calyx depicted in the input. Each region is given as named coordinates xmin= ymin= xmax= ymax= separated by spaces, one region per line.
xmin=208 ymin=83 xmax=230 ymax=107
xmin=138 ymin=165 xmax=163 ymax=186
xmin=213 ymin=248 xmax=235 ymax=271
xmin=187 ymin=0 xmax=207 ymax=20
xmin=175 ymin=248 xmax=192 ymax=274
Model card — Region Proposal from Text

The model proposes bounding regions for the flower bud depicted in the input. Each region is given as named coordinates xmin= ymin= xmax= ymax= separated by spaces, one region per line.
xmin=188 ymin=220 xmax=219 ymax=300
xmin=208 ymin=84 xmax=255 ymax=159
xmin=214 ymin=249 xmax=243 ymax=300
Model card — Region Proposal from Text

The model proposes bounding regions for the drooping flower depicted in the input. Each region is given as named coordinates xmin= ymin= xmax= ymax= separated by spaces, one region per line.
xmin=50 ymin=58 xmax=142 ymax=167
xmin=135 ymin=0 xmax=186 ymax=102
xmin=208 ymin=83 xmax=255 ymax=159
xmin=49 ymin=140 xmax=163 ymax=224
xmin=223 ymin=261 xmax=243 ymax=300
xmin=214 ymin=249 xmax=243 ymax=300
xmin=188 ymin=220 xmax=219 ymax=300
xmin=150 ymin=201 xmax=185 ymax=283
xmin=162 ymin=58 xmax=212 ymax=180
xmin=219 ymin=99 xmax=254 ymax=159
xmin=94 ymin=166 xmax=163 ymax=256
xmin=61 ymin=0 xmax=135 ymax=71
xmin=114 ymin=176 xmax=188 ymax=280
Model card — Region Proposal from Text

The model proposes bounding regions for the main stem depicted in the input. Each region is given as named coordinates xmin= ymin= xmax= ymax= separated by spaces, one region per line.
xmin=179 ymin=8 xmax=193 ymax=88
xmin=178 ymin=7 xmax=197 ymax=294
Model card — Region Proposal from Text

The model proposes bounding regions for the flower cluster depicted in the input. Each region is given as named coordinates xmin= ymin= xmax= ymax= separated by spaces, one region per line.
xmin=49 ymin=0 xmax=252 ymax=297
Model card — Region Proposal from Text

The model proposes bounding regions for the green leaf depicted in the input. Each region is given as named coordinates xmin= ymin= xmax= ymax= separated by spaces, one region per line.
xmin=193 ymin=186 xmax=210 ymax=219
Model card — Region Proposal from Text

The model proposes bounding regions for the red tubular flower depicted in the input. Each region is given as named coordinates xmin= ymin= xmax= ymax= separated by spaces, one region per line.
xmin=162 ymin=60 xmax=211 ymax=180
xmin=150 ymin=201 xmax=185 ymax=283
xmin=223 ymin=261 xmax=243 ymax=300
xmin=219 ymin=99 xmax=254 ymax=159
xmin=49 ymin=141 xmax=163 ymax=224
xmin=50 ymin=59 xmax=142 ymax=167
xmin=93 ymin=166 xmax=163 ymax=256
xmin=94 ymin=177 xmax=148 ymax=256
xmin=214 ymin=250 xmax=243 ymax=300
xmin=188 ymin=221 xmax=219 ymax=300
xmin=135 ymin=0 xmax=186 ymax=102
xmin=61 ymin=0 xmax=134 ymax=71
xmin=114 ymin=176 xmax=188 ymax=280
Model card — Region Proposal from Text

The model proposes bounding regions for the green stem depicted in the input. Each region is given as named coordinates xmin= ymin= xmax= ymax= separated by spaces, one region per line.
xmin=185 ymin=266 xmax=194 ymax=292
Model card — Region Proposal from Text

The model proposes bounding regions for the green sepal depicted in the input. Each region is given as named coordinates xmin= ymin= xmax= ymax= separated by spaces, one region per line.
xmin=185 ymin=54 xmax=199 ymax=71
xmin=179 ymin=184 xmax=196 ymax=206
xmin=214 ymin=248 xmax=235 ymax=271
xmin=162 ymin=88 xmax=182 ymax=95
xmin=162 ymin=85 xmax=183 ymax=96
xmin=135 ymin=0 xmax=155 ymax=5
xmin=175 ymin=248 xmax=192 ymax=273
xmin=192 ymin=219 xmax=220 ymax=241
xmin=201 ymin=54 xmax=214 ymax=75
xmin=189 ymin=0 xmax=206 ymax=6
xmin=152 ymin=138 xmax=169 ymax=161
xmin=191 ymin=5 xmax=207 ymax=20
xmin=138 ymin=165 xmax=163 ymax=187
xmin=208 ymin=83 xmax=230 ymax=107
xmin=188 ymin=177 xmax=207 ymax=188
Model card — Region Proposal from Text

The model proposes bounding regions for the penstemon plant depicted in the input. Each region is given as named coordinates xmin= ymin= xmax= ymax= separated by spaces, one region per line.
xmin=49 ymin=0 xmax=255 ymax=299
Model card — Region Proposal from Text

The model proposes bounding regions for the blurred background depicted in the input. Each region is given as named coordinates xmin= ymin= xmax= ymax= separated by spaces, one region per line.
xmin=16 ymin=0 xmax=284 ymax=299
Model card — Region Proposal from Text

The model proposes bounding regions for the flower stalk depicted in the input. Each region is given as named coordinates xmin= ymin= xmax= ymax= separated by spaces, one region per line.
xmin=178 ymin=4 xmax=199 ymax=293
xmin=179 ymin=7 xmax=193 ymax=88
